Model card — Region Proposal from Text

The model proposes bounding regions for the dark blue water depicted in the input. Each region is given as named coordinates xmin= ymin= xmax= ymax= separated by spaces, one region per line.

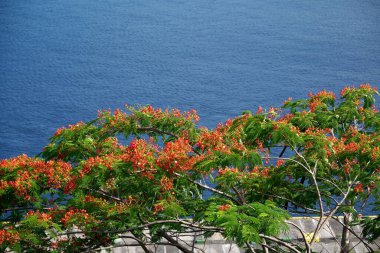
xmin=1 ymin=0 xmax=380 ymax=158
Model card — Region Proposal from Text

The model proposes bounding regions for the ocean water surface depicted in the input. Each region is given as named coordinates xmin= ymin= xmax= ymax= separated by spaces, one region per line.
xmin=1 ymin=0 xmax=380 ymax=158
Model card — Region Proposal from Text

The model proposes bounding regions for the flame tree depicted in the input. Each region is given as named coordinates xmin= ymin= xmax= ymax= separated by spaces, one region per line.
xmin=1 ymin=85 xmax=379 ymax=253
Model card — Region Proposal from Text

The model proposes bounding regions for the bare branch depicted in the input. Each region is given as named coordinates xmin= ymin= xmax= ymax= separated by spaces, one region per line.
xmin=231 ymin=186 xmax=245 ymax=204
xmin=309 ymin=160 xmax=325 ymax=244
xmin=262 ymin=243 xmax=281 ymax=253
xmin=286 ymin=221 xmax=311 ymax=253
xmin=130 ymin=231 xmax=154 ymax=253
xmin=245 ymin=242 xmax=257 ymax=253
xmin=259 ymin=234 xmax=302 ymax=253
xmin=159 ymin=231 xmax=193 ymax=253
xmin=316 ymin=176 xmax=344 ymax=195
xmin=331 ymin=216 xmax=374 ymax=253
xmin=310 ymin=176 xmax=358 ymax=246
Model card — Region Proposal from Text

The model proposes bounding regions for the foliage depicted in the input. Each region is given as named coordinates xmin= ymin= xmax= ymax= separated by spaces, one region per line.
xmin=1 ymin=85 xmax=379 ymax=252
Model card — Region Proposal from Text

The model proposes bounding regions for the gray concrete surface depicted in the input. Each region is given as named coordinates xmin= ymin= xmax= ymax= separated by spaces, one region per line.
xmin=99 ymin=217 xmax=380 ymax=253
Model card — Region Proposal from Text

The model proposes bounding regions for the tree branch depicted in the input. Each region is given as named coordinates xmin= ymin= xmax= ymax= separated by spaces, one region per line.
xmin=130 ymin=231 xmax=154 ymax=253
xmin=309 ymin=160 xmax=325 ymax=244
xmin=58 ymin=219 xmax=222 ymax=237
xmin=85 ymin=187 xmax=122 ymax=202
xmin=286 ymin=221 xmax=311 ymax=253
xmin=311 ymin=176 xmax=358 ymax=245
xmin=158 ymin=231 xmax=193 ymax=253
xmin=331 ymin=216 xmax=374 ymax=253
xmin=231 ymin=186 xmax=245 ymax=205
xmin=173 ymin=172 xmax=240 ymax=204
xmin=259 ymin=234 xmax=302 ymax=253
xmin=245 ymin=242 xmax=257 ymax=253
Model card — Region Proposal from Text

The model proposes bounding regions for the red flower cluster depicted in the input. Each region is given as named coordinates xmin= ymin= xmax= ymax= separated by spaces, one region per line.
xmin=196 ymin=119 xmax=243 ymax=154
xmin=160 ymin=176 xmax=174 ymax=191
xmin=140 ymin=105 xmax=163 ymax=118
xmin=218 ymin=204 xmax=231 ymax=211
xmin=0 ymin=229 xmax=20 ymax=246
xmin=359 ymin=83 xmax=377 ymax=92
xmin=278 ymin=113 xmax=294 ymax=124
xmin=308 ymin=90 xmax=336 ymax=100
xmin=197 ymin=128 xmax=225 ymax=152
xmin=344 ymin=142 xmax=359 ymax=153
xmin=249 ymin=166 xmax=270 ymax=177
xmin=61 ymin=209 xmax=92 ymax=227
xmin=371 ymin=147 xmax=380 ymax=161
xmin=0 ymin=155 xmax=72 ymax=200
xmin=342 ymin=158 xmax=357 ymax=175
xmin=53 ymin=122 xmax=85 ymax=137
xmin=157 ymin=138 xmax=194 ymax=173
xmin=340 ymin=86 xmax=354 ymax=97
xmin=83 ymin=195 xmax=113 ymax=210
xmin=110 ymin=201 xmax=135 ymax=214
xmin=283 ymin=97 xmax=293 ymax=105
xmin=140 ymin=106 xmax=200 ymax=123
xmin=276 ymin=159 xmax=285 ymax=167
xmin=111 ymin=109 xmax=128 ymax=125
xmin=307 ymin=90 xmax=336 ymax=112
xmin=153 ymin=202 xmax=164 ymax=214
xmin=354 ymin=183 xmax=364 ymax=193
xmin=308 ymin=100 xmax=323 ymax=112
xmin=340 ymin=84 xmax=377 ymax=97
xmin=122 ymin=139 xmax=156 ymax=177
xmin=63 ymin=176 xmax=78 ymax=194
xmin=218 ymin=167 xmax=239 ymax=175
xmin=82 ymin=155 xmax=117 ymax=174
xmin=25 ymin=210 xmax=52 ymax=222
xmin=268 ymin=107 xmax=281 ymax=119
xmin=256 ymin=106 xmax=263 ymax=114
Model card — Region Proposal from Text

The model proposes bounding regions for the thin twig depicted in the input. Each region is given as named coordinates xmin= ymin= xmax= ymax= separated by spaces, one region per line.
xmin=309 ymin=161 xmax=325 ymax=245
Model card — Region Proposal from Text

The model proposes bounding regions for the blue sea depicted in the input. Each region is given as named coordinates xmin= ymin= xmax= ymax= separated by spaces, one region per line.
xmin=1 ymin=0 xmax=380 ymax=158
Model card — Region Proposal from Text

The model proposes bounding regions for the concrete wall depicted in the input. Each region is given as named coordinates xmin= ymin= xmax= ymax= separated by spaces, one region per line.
xmin=99 ymin=217 xmax=380 ymax=253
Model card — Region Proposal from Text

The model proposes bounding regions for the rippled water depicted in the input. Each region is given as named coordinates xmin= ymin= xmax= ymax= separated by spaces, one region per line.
xmin=1 ymin=0 xmax=380 ymax=158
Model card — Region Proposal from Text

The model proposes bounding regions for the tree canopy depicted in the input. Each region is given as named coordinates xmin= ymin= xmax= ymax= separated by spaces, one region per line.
xmin=1 ymin=85 xmax=380 ymax=253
